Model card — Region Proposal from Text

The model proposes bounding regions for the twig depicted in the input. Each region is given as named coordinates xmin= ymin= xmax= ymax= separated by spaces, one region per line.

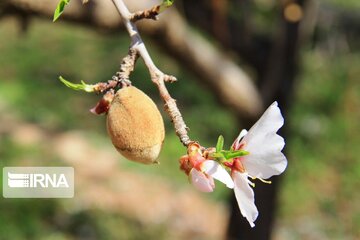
xmin=118 ymin=47 xmax=139 ymax=83
xmin=94 ymin=48 xmax=138 ymax=93
xmin=111 ymin=0 xmax=191 ymax=146
xmin=130 ymin=5 xmax=161 ymax=22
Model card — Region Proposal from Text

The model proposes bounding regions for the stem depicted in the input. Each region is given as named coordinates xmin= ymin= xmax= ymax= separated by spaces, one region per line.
xmin=130 ymin=5 xmax=161 ymax=22
xmin=111 ymin=0 xmax=191 ymax=146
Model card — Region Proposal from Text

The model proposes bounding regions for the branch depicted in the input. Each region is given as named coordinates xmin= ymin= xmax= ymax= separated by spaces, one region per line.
xmin=4 ymin=0 xmax=263 ymax=117
xmin=149 ymin=9 xmax=263 ymax=117
xmin=130 ymin=5 xmax=160 ymax=22
xmin=111 ymin=0 xmax=191 ymax=146
xmin=95 ymin=48 xmax=137 ymax=93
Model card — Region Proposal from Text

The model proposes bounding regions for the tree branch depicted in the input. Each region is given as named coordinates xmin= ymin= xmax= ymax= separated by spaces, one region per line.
xmin=149 ymin=8 xmax=263 ymax=117
xmin=3 ymin=0 xmax=263 ymax=118
xmin=111 ymin=0 xmax=191 ymax=146
xmin=130 ymin=5 xmax=160 ymax=22
xmin=94 ymin=48 xmax=137 ymax=93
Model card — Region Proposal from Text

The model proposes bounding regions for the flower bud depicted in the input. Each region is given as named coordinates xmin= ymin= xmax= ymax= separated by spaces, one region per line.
xmin=107 ymin=86 xmax=165 ymax=164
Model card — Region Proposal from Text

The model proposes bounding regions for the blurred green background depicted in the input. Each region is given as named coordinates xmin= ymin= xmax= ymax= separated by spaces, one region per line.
xmin=0 ymin=0 xmax=359 ymax=239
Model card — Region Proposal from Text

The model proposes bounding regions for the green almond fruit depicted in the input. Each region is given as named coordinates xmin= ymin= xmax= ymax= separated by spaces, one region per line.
xmin=107 ymin=86 xmax=165 ymax=164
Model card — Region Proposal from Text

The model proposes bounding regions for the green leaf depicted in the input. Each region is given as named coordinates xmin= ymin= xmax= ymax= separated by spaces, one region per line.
xmin=222 ymin=150 xmax=249 ymax=159
xmin=162 ymin=0 xmax=175 ymax=6
xmin=216 ymin=135 xmax=224 ymax=153
xmin=211 ymin=152 xmax=225 ymax=159
xmin=159 ymin=0 xmax=174 ymax=12
xmin=59 ymin=76 xmax=95 ymax=92
xmin=53 ymin=0 xmax=71 ymax=22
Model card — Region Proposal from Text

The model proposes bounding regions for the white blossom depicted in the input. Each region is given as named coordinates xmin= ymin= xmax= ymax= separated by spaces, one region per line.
xmin=231 ymin=101 xmax=287 ymax=227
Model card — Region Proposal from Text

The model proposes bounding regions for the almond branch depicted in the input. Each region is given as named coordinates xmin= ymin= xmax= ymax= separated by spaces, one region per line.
xmin=111 ymin=0 xmax=191 ymax=146
xmin=130 ymin=5 xmax=161 ymax=22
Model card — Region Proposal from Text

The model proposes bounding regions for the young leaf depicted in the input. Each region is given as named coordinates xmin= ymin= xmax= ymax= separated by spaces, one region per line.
xmin=211 ymin=152 xmax=224 ymax=159
xmin=59 ymin=76 xmax=95 ymax=92
xmin=159 ymin=0 xmax=175 ymax=13
xmin=53 ymin=0 xmax=71 ymax=22
xmin=216 ymin=135 xmax=224 ymax=153
xmin=222 ymin=150 xmax=249 ymax=159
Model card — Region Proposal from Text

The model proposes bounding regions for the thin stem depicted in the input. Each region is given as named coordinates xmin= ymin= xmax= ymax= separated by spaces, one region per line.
xmin=130 ymin=5 xmax=161 ymax=22
xmin=111 ymin=0 xmax=191 ymax=146
xmin=94 ymin=48 xmax=138 ymax=93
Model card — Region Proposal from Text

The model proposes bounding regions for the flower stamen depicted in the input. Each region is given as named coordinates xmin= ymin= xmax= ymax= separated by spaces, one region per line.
xmin=250 ymin=176 xmax=272 ymax=184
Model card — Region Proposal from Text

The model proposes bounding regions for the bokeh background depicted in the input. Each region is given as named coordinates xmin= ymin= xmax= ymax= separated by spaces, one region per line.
xmin=0 ymin=0 xmax=359 ymax=239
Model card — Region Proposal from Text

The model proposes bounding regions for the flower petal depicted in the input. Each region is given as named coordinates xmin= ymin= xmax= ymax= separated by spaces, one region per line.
xmin=201 ymin=160 xmax=234 ymax=189
xmin=232 ymin=129 xmax=248 ymax=149
xmin=242 ymin=101 xmax=287 ymax=179
xmin=233 ymin=171 xmax=258 ymax=228
xmin=189 ymin=168 xmax=214 ymax=192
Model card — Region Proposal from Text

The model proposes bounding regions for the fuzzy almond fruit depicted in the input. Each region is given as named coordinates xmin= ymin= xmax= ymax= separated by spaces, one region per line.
xmin=107 ymin=86 xmax=165 ymax=164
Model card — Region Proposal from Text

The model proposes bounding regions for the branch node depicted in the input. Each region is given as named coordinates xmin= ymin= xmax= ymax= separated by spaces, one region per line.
xmin=164 ymin=74 xmax=177 ymax=83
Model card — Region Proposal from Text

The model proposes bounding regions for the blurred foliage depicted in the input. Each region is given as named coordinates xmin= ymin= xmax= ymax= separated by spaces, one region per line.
xmin=0 ymin=18 xmax=234 ymax=239
xmin=0 ymin=0 xmax=360 ymax=238
xmin=325 ymin=0 xmax=360 ymax=8
xmin=279 ymin=49 xmax=360 ymax=238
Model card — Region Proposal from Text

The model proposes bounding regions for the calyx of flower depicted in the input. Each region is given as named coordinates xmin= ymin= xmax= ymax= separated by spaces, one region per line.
xmin=179 ymin=142 xmax=205 ymax=174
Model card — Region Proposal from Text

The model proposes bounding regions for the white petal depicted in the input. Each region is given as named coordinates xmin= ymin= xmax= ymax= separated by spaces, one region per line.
xmin=201 ymin=160 xmax=234 ymax=189
xmin=233 ymin=171 xmax=258 ymax=228
xmin=238 ymin=129 xmax=248 ymax=140
xmin=189 ymin=168 xmax=214 ymax=192
xmin=242 ymin=101 xmax=288 ymax=179
xmin=232 ymin=129 xmax=248 ymax=149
